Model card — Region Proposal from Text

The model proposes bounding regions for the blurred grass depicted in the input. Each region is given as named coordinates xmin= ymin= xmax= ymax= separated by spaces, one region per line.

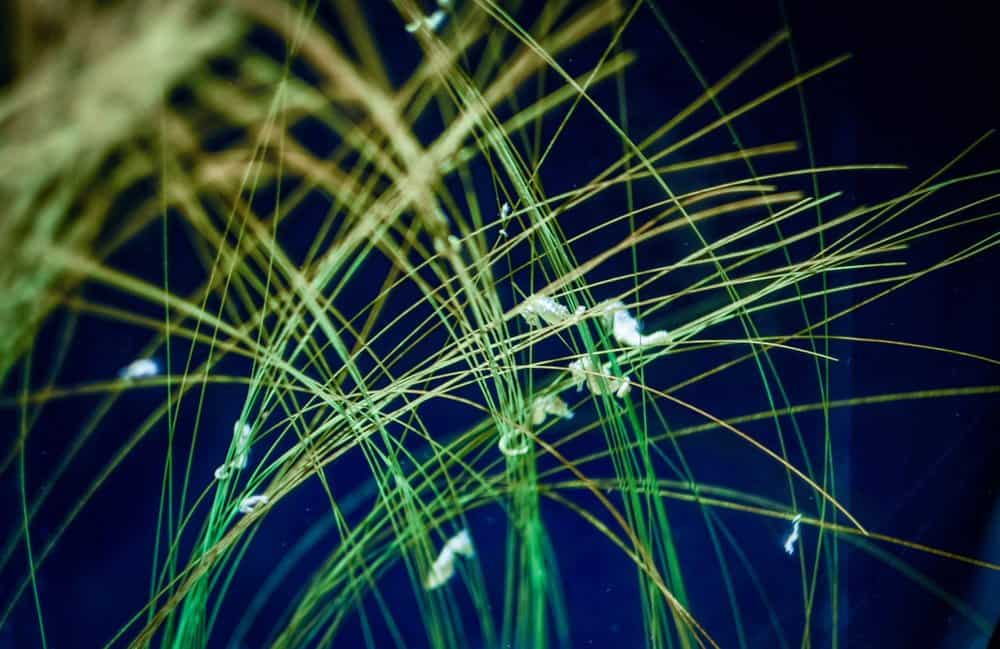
xmin=0 ymin=1 xmax=243 ymax=383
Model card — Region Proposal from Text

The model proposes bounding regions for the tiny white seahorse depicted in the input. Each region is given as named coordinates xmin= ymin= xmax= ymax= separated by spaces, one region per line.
xmin=783 ymin=513 xmax=802 ymax=555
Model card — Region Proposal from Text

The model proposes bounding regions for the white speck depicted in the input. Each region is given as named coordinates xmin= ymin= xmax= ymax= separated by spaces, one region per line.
xmin=498 ymin=429 xmax=530 ymax=457
xmin=425 ymin=529 xmax=475 ymax=590
xmin=568 ymin=356 xmax=630 ymax=399
xmin=424 ymin=9 xmax=447 ymax=31
xmin=238 ymin=494 xmax=269 ymax=514
xmin=406 ymin=1 xmax=451 ymax=34
xmin=497 ymin=202 xmax=512 ymax=238
xmin=119 ymin=358 xmax=159 ymax=380
xmin=215 ymin=421 xmax=254 ymax=480
xmin=783 ymin=513 xmax=802 ymax=555
xmin=521 ymin=294 xmax=572 ymax=328
xmin=530 ymin=394 xmax=573 ymax=426
xmin=600 ymin=301 xmax=670 ymax=348
xmin=613 ymin=375 xmax=632 ymax=399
